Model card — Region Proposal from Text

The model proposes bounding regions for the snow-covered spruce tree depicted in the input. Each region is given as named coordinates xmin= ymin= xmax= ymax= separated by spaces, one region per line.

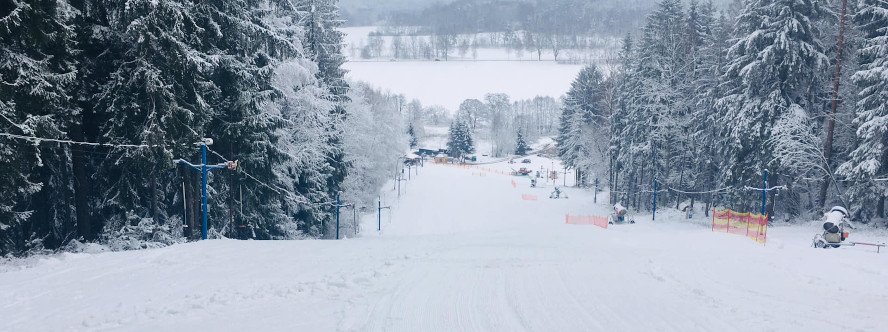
xmin=447 ymin=120 xmax=474 ymax=158
xmin=0 ymin=0 xmax=77 ymax=255
xmin=717 ymin=0 xmax=829 ymax=214
xmin=558 ymin=65 xmax=607 ymax=187
xmin=686 ymin=1 xmax=728 ymax=213
xmin=65 ymin=0 xmax=130 ymax=244
xmin=609 ymin=33 xmax=638 ymax=205
xmin=515 ymin=130 xmax=530 ymax=156
xmin=837 ymin=0 xmax=888 ymax=221
xmin=610 ymin=0 xmax=691 ymax=207
xmin=265 ymin=57 xmax=337 ymax=239
xmin=408 ymin=123 xmax=419 ymax=149
xmin=201 ymin=0 xmax=320 ymax=240
xmin=94 ymin=0 xmax=219 ymax=245
xmin=638 ymin=0 xmax=691 ymax=204
xmin=296 ymin=0 xmax=350 ymax=216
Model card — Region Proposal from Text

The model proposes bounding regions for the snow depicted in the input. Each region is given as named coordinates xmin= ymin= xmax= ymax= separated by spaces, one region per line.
xmin=343 ymin=60 xmax=584 ymax=112
xmin=341 ymin=27 xmax=589 ymax=112
xmin=2 ymin=156 xmax=888 ymax=331
xmin=340 ymin=27 xmax=619 ymax=63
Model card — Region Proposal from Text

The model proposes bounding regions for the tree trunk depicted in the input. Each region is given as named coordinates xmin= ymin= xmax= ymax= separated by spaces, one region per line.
xmin=819 ymin=0 xmax=849 ymax=208
xmin=69 ymin=124 xmax=93 ymax=241
xmin=184 ymin=168 xmax=199 ymax=240
xmin=878 ymin=195 xmax=886 ymax=219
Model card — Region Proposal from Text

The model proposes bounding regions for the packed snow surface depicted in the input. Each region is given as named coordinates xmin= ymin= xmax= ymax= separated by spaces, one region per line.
xmin=2 ymin=156 xmax=887 ymax=331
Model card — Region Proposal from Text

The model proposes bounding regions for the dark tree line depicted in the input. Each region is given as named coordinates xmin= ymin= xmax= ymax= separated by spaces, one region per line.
xmin=558 ymin=0 xmax=888 ymax=223
xmin=0 ymin=0 xmax=358 ymax=256
xmin=383 ymin=0 xmax=734 ymax=37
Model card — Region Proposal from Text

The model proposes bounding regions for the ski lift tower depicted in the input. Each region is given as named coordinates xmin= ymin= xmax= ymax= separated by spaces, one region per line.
xmin=175 ymin=138 xmax=238 ymax=240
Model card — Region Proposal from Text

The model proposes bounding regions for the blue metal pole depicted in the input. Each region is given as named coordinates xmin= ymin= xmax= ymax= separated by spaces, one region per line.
xmin=335 ymin=193 xmax=341 ymax=240
xmin=378 ymin=200 xmax=382 ymax=231
xmin=761 ymin=169 xmax=769 ymax=216
xmin=652 ymin=180 xmax=658 ymax=221
xmin=201 ymin=143 xmax=209 ymax=240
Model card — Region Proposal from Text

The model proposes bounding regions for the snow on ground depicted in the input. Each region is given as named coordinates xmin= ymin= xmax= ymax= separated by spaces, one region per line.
xmin=341 ymin=27 xmax=587 ymax=112
xmin=340 ymin=27 xmax=619 ymax=63
xmin=2 ymin=156 xmax=888 ymax=331
xmin=343 ymin=60 xmax=584 ymax=112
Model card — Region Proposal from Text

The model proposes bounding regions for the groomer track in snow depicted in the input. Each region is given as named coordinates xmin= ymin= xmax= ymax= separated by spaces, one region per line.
xmin=1 ymin=156 xmax=886 ymax=331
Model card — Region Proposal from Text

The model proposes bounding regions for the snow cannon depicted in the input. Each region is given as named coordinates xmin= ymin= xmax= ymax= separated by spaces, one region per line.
xmin=609 ymin=203 xmax=635 ymax=224
xmin=813 ymin=206 xmax=852 ymax=248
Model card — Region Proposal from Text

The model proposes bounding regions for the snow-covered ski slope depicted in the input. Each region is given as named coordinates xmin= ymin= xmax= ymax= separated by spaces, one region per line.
xmin=2 ymin=156 xmax=887 ymax=331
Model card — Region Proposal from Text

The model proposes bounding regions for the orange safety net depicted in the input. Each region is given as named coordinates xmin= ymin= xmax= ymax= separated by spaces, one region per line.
xmin=521 ymin=194 xmax=538 ymax=201
xmin=711 ymin=209 xmax=768 ymax=244
xmin=565 ymin=214 xmax=608 ymax=229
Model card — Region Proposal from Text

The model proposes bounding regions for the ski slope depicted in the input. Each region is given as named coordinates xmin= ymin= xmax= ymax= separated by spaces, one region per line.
xmin=2 ymin=156 xmax=887 ymax=331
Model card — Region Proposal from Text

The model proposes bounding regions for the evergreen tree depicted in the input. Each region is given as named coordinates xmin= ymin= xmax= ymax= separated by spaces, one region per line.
xmin=685 ymin=1 xmax=724 ymax=211
xmin=0 ymin=0 xmax=77 ymax=254
xmin=408 ymin=123 xmax=419 ymax=149
xmin=610 ymin=0 xmax=690 ymax=206
xmin=94 ymin=0 xmax=218 ymax=243
xmin=447 ymin=120 xmax=474 ymax=158
xmin=558 ymin=65 xmax=607 ymax=186
xmin=515 ymin=130 xmax=530 ymax=155
xmin=837 ymin=0 xmax=888 ymax=220
xmin=717 ymin=0 xmax=829 ymax=213
xmin=296 ymin=0 xmax=350 ymax=212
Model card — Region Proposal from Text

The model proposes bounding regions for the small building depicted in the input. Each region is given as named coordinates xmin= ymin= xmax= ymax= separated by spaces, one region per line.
xmin=404 ymin=153 xmax=421 ymax=166
xmin=417 ymin=148 xmax=438 ymax=157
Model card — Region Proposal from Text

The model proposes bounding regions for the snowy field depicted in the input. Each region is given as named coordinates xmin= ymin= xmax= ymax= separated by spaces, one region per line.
xmin=341 ymin=27 xmax=588 ymax=111
xmin=341 ymin=27 xmax=618 ymax=63
xmin=2 ymin=155 xmax=887 ymax=331
xmin=343 ymin=60 xmax=583 ymax=112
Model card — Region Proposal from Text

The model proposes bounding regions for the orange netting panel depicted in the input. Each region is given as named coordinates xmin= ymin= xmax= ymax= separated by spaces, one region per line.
xmin=565 ymin=214 xmax=608 ymax=229
xmin=712 ymin=209 xmax=768 ymax=244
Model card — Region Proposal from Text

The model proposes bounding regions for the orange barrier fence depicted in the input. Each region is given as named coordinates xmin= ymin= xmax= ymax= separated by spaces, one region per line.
xmin=521 ymin=194 xmax=538 ymax=201
xmin=712 ymin=209 xmax=768 ymax=244
xmin=565 ymin=214 xmax=608 ymax=229
xmin=437 ymin=163 xmax=518 ymax=176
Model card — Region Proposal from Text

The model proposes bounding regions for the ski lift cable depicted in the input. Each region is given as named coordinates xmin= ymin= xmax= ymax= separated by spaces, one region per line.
xmin=666 ymin=186 xmax=734 ymax=195
xmin=204 ymin=146 xmax=337 ymax=208
xmin=1 ymin=131 xmax=342 ymax=208
xmin=0 ymin=132 xmax=162 ymax=149
xmin=743 ymin=185 xmax=787 ymax=192
xmin=608 ymin=185 xmax=783 ymax=196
